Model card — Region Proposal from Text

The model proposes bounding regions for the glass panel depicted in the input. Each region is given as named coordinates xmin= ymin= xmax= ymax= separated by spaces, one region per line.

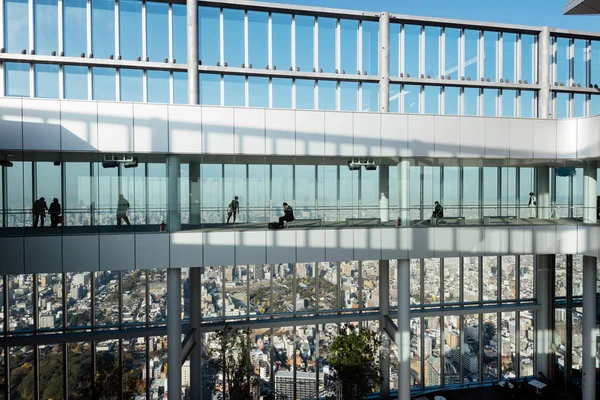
xmin=95 ymin=340 xmax=119 ymax=397
xmin=201 ymin=266 xmax=223 ymax=319
xmin=272 ymin=13 xmax=291 ymax=71
xmin=68 ymin=342 xmax=92 ymax=399
xmin=94 ymin=271 xmax=120 ymax=325
xmin=148 ymin=269 xmax=167 ymax=322
xmin=592 ymin=41 xmax=600 ymax=88
xmin=122 ymin=337 xmax=146 ymax=397
xmin=10 ymin=346 xmax=34 ymax=398
xmin=318 ymin=17 xmax=336 ymax=73
xmin=66 ymin=272 xmax=91 ymax=327
xmin=424 ymin=86 xmax=439 ymax=114
xmin=91 ymin=0 xmax=115 ymax=59
xmin=249 ymin=264 xmax=270 ymax=317
xmin=410 ymin=259 xmax=421 ymax=305
xmin=444 ymin=28 xmax=459 ymax=80
xmin=39 ymin=344 xmax=64 ymax=399
xmin=34 ymin=0 xmax=58 ymax=56
xmin=556 ymin=38 xmax=569 ymax=86
xmin=443 ymin=258 xmax=460 ymax=303
xmin=223 ymin=75 xmax=245 ymax=107
xmin=464 ymin=87 xmax=479 ymax=116
xmin=120 ymin=69 xmax=143 ymax=102
xmin=248 ymin=76 xmax=268 ymax=108
xmin=463 ymin=314 xmax=480 ymax=383
xmin=272 ymin=326 xmax=294 ymax=389
xmin=200 ymin=74 xmax=220 ymax=105
xmin=574 ymin=39 xmax=586 ymax=87
xmin=340 ymin=261 xmax=359 ymax=310
xmin=119 ymin=0 xmax=142 ymax=60
xmin=64 ymin=66 xmax=88 ymax=99
xmin=35 ymin=64 xmax=59 ymax=98
xmin=295 ymin=15 xmax=314 ymax=73
xmin=340 ymin=19 xmax=357 ymax=74
xmin=223 ymin=9 xmax=244 ymax=67
xmin=390 ymin=23 xmax=399 ymax=77
xmin=520 ymin=90 xmax=535 ymax=118
xmin=422 ymin=166 xmax=441 ymax=209
xmin=296 ymin=263 xmax=316 ymax=313
xmin=501 ymin=255 xmax=516 ymax=300
xmin=318 ymin=323 xmax=337 ymax=389
xmin=424 ymin=316 xmax=441 ymax=387
xmin=172 ymin=4 xmax=187 ymax=64
xmin=38 ymin=273 xmax=62 ymax=329
xmin=404 ymin=84 xmax=419 ymax=114
xmin=443 ymin=315 xmax=460 ymax=384
xmin=410 ymin=318 xmax=422 ymax=387
xmin=389 ymin=259 xmax=398 ymax=308
xmin=5 ymin=62 xmax=29 ymax=97
xmin=199 ymin=6 xmax=220 ymax=66
xmin=9 ymin=274 xmax=34 ymax=331
xmin=173 ymin=71 xmax=187 ymax=104
xmin=317 ymin=165 xmax=337 ymax=221
xmin=362 ymin=21 xmax=378 ymax=75
xmin=425 ymin=27 xmax=440 ymax=78
xmin=519 ymin=256 xmax=534 ymax=300
xmin=146 ymin=2 xmax=168 ymax=62
xmin=465 ymin=30 xmax=479 ymax=80
xmin=122 ymin=270 xmax=146 ymax=324
xmin=443 ymin=166 xmax=460 ymax=216
xmin=340 ymin=81 xmax=358 ymax=111
xmin=520 ymin=310 xmax=534 ymax=377
xmin=555 ymin=92 xmax=569 ymax=119
xmin=360 ymin=167 xmax=378 ymax=216
xmin=5 ymin=0 xmax=29 ymax=52
xmin=502 ymin=33 xmax=516 ymax=83
xmin=483 ymin=31 xmax=498 ymax=81
xmin=64 ymin=0 xmax=87 ymax=57
xmin=390 ymin=83 xmax=400 ymax=112
xmin=0 ymin=277 xmax=3 ymax=333
xmin=404 ymin=25 xmax=419 ymax=77
xmin=483 ymin=256 xmax=498 ymax=301
xmin=555 ymin=254 xmax=566 ymax=298
xmin=573 ymin=93 xmax=586 ymax=118
xmin=501 ymin=311 xmax=516 ymax=379
xmin=521 ymin=35 xmax=535 ymax=84
xmin=248 ymin=11 xmax=267 ymax=68
xmin=272 ymin=264 xmax=293 ymax=314
xmin=272 ymin=78 xmax=292 ymax=109
xmin=444 ymin=86 xmax=459 ymax=115
xmin=361 ymin=260 xmax=378 ymax=309
xmin=423 ymin=258 xmax=440 ymax=304
xmin=502 ymin=89 xmax=516 ymax=117
xmin=92 ymin=67 xmax=116 ymax=101
xmin=463 ymin=167 xmax=479 ymax=218
xmin=296 ymin=79 xmax=314 ymax=110
xmin=147 ymin=70 xmax=170 ymax=103
xmin=573 ymin=254 xmax=583 ymax=297
xmin=318 ymin=80 xmax=336 ymax=110
xmin=483 ymin=89 xmax=497 ymax=116
xmin=482 ymin=313 xmax=498 ymax=380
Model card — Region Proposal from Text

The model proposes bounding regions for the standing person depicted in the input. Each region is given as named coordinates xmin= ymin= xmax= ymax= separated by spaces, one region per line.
xmin=227 ymin=196 xmax=240 ymax=224
xmin=49 ymin=198 xmax=61 ymax=227
xmin=278 ymin=202 xmax=295 ymax=228
xmin=528 ymin=192 xmax=537 ymax=218
xmin=432 ymin=201 xmax=444 ymax=218
xmin=116 ymin=194 xmax=131 ymax=226
xmin=33 ymin=197 xmax=48 ymax=227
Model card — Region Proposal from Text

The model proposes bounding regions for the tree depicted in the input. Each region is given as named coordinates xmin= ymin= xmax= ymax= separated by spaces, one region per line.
xmin=206 ymin=326 xmax=256 ymax=400
xmin=327 ymin=324 xmax=382 ymax=400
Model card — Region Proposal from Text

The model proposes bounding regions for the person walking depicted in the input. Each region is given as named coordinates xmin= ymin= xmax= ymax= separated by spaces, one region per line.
xmin=33 ymin=197 xmax=48 ymax=227
xmin=49 ymin=198 xmax=61 ymax=227
xmin=227 ymin=196 xmax=240 ymax=224
xmin=528 ymin=192 xmax=537 ymax=218
xmin=116 ymin=194 xmax=131 ymax=226
xmin=279 ymin=202 xmax=295 ymax=227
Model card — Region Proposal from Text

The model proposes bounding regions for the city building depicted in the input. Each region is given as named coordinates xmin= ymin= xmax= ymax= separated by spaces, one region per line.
xmin=0 ymin=0 xmax=598 ymax=400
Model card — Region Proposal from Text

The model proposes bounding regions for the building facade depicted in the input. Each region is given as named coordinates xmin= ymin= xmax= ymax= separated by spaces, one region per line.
xmin=0 ymin=0 xmax=599 ymax=399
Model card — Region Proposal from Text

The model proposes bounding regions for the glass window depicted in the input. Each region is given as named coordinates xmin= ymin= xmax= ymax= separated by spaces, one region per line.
xmin=501 ymin=255 xmax=516 ymax=300
xmin=64 ymin=66 xmax=88 ymax=99
xmin=463 ymin=314 xmax=480 ymax=383
xmin=318 ymin=80 xmax=336 ymax=110
xmin=223 ymin=9 xmax=244 ymax=68
xmin=5 ymin=0 xmax=29 ymax=53
xmin=424 ymin=86 xmax=439 ymax=114
xmin=443 ymin=258 xmax=460 ymax=303
xmin=443 ymin=167 xmax=460 ymax=216
xmin=502 ymin=33 xmax=516 ymax=83
xmin=173 ymin=72 xmax=187 ymax=104
xmin=34 ymin=0 xmax=58 ymax=55
xmin=273 ymin=264 xmax=293 ymax=314
xmin=573 ymin=93 xmax=586 ymax=118
xmin=404 ymin=25 xmax=419 ymax=77
xmin=409 ymin=167 xmax=421 ymax=220
xmin=519 ymin=310 xmax=534 ymax=377
xmin=410 ymin=318 xmax=422 ymax=387
xmin=147 ymin=70 xmax=170 ymax=103
xmin=318 ymin=17 xmax=336 ymax=73
xmin=423 ymin=258 xmax=440 ymax=304
xmin=119 ymin=0 xmax=142 ymax=60
xmin=556 ymin=38 xmax=569 ymax=86
xmin=423 ymin=166 xmax=441 ymax=207
xmin=521 ymin=35 xmax=535 ymax=84
xmin=390 ymin=83 xmax=400 ymax=112
xmin=410 ymin=259 xmax=421 ymax=305
xmin=64 ymin=0 xmax=87 ymax=57
xmin=296 ymin=79 xmax=314 ymax=110
xmin=483 ymin=31 xmax=498 ymax=82
xmin=10 ymin=346 xmax=35 ymax=397
xmin=465 ymin=30 xmax=479 ymax=80
xmin=390 ymin=23 xmax=399 ymax=77
xmin=424 ymin=27 xmax=440 ymax=79
xmin=520 ymin=255 xmax=534 ymax=300
xmin=592 ymin=94 xmax=600 ymax=116
xmin=172 ymin=4 xmax=187 ymax=64
xmin=91 ymin=0 xmax=115 ymax=58
xmin=482 ymin=256 xmax=498 ymax=301
xmin=248 ymin=77 xmax=268 ymax=108
xmin=362 ymin=21 xmax=378 ymax=75
xmin=464 ymin=87 xmax=479 ymax=116
xmin=464 ymin=257 xmax=479 ymax=302
xmin=574 ymin=39 xmax=586 ymax=86
xmin=296 ymin=263 xmax=316 ymax=313
xmin=501 ymin=167 xmax=517 ymax=217
xmin=39 ymin=344 xmax=64 ymax=398
xmin=520 ymin=90 xmax=535 ymax=118
xmin=64 ymin=162 xmax=92 ymax=226
xmin=5 ymin=62 xmax=29 ymax=97
xmin=95 ymin=271 xmax=120 ymax=325
xmin=199 ymin=7 xmax=220 ymax=65
xmin=318 ymin=262 xmax=338 ymax=311
xmin=443 ymin=315 xmax=460 ymax=384
xmin=295 ymin=15 xmax=314 ymax=73
xmin=555 ymin=92 xmax=569 ymax=119
xmin=223 ymin=75 xmax=245 ymax=107
xmin=482 ymin=313 xmax=498 ymax=380
xmin=146 ymin=2 xmax=169 ymax=62
xmin=463 ymin=167 xmax=479 ymax=217
xmin=340 ymin=261 xmax=359 ymax=309
xmin=500 ymin=311 xmax=516 ymax=379
xmin=200 ymin=74 xmax=220 ymax=105
xmin=362 ymin=82 xmax=378 ymax=112
xmin=361 ymin=260 xmax=378 ymax=309
xmin=424 ymin=316 xmax=441 ymax=387
xmin=272 ymin=78 xmax=292 ymax=109
xmin=35 ymin=64 xmax=59 ymax=98
xmin=592 ymin=41 xmax=600 ymax=88
xmin=445 ymin=28 xmax=460 ymax=80
xmin=404 ymin=84 xmax=419 ymax=114
xmin=272 ymin=13 xmax=291 ymax=71
xmin=38 ymin=273 xmax=62 ymax=329
xmin=92 ymin=67 xmax=116 ymax=101
xmin=483 ymin=89 xmax=497 ymax=116
xmin=120 ymin=69 xmax=143 ymax=102
xmin=502 ymin=89 xmax=516 ymax=117
xmin=340 ymin=81 xmax=358 ymax=111
xmin=317 ymin=165 xmax=337 ymax=220
xmin=248 ymin=11 xmax=268 ymax=68
xmin=340 ymin=19 xmax=358 ymax=74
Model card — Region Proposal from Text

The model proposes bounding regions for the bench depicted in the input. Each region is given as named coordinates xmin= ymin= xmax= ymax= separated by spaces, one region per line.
xmin=483 ymin=216 xmax=516 ymax=225
xmin=287 ymin=219 xmax=323 ymax=228
xmin=345 ymin=217 xmax=381 ymax=227
xmin=434 ymin=216 xmax=466 ymax=226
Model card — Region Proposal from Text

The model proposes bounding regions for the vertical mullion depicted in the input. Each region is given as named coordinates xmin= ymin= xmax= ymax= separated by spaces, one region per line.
xmin=439 ymin=28 xmax=445 ymax=114
xmin=169 ymin=71 xmax=174 ymax=104
xmin=335 ymin=81 xmax=340 ymax=110
xmin=267 ymin=12 xmax=272 ymax=68
xmin=314 ymin=80 xmax=318 ymax=110
xmin=244 ymin=76 xmax=249 ymax=107
xmin=419 ymin=25 xmax=425 ymax=77
xmin=28 ymin=0 xmax=34 ymax=51
xmin=141 ymin=1 xmax=147 ymax=102
xmin=516 ymin=33 xmax=522 ymax=82
xmin=585 ymin=40 xmax=591 ymax=116
xmin=291 ymin=15 xmax=296 ymax=69
xmin=399 ymin=24 xmax=405 ymax=76
xmin=357 ymin=20 xmax=362 ymax=74
xmin=459 ymin=28 xmax=465 ymax=79
xmin=399 ymin=84 xmax=404 ymax=113
xmin=313 ymin=17 xmax=318 ymax=72
xmin=219 ymin=8 xmax=224 ymax=65
xmin=335 ymin=18 xmax=340 ymax=72
xmin=497 ymin=32 xmax=503 ymax=82
xmin=515 ymin=310 xmax=521 ymax=378
xmin=168 ymin=3 xmax=173 ymax=61
xmin=244 ymin=11 xmax=249 ymax=67
xmin=268 ymin=77 xmax=272 ymax=108
xmin=291 ymin=79 xmax=296 ymax=108
xmin=58 ymin=0 xmax=64 ymax=98
xmin=115 ymin=0 xmax=120 ymax=57
xmin=115 ymin=68 xmax=121 ymax=101
xmin=478 ymin=30 xmax=484 ymax=81
xmin=86 ymin=0 xmax=92 ymax=55
xmin=569 ymin=38 xmax=574 ymax=87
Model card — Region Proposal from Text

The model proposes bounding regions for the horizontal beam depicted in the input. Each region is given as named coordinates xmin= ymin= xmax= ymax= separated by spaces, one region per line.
xmin=389 ymin=76 xmax=541 ymax=91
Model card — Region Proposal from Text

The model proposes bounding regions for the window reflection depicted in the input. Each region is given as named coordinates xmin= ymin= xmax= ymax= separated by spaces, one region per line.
xmin=91 ymin=0 xmax=115 ymax=58
xmin=295 ymin=15 xmax=314 ymax=73
xmin=318 ymin=17 xmax=336 ymax=73
xmin=223 ymin=9 xmax=244 ymax=67
xmin=272 ymin=13 xmax=292 ymax=70
xmin=34 ymin=64 xmax=59 ymax=98
xmin=119 ymin=0 xmax=142 ymax=60
xmin=172 ymin=4 xmax=187 ymax=64
xmin=199 ymin=6 xmax=220 ymax=66
xmin=34 ymin=0 xmax=58 ymax=56
xmin=248 ymin=11 xmax=268 ymax=68
xmin=340 ymin=19 xmax=358 ymax=74
xmin=146 ymin=2 xmax=169 ymax=62
xmin=92 ymin=67 xmax=116 ymax=101
xmin=64 ymin=66 xmax=88 ymax=100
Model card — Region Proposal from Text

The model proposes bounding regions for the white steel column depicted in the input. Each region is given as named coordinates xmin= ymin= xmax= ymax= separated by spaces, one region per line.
xmin=538 ymin=27 xmax=551 ymax=118
xmin=189 ymin=267 xmax=201 ymax=400
xmin=538 ymin=167 xmax=550 ymax=219
xmin=167 ymin=268 xmax=182 ymax=400
xmin=583 ymin=161 xmax=597 ymax=224
xmin=397 ymin=259 xmax=410 ymax=400
xmin=167 ymin=155 xmax=181 ymax=232
xmin=187 ymin=0 xmax=198 ymax=104
xmin=535 ymin=255 xmax=551 ymax=377
xmin=399 ymin=160 xmax=410 ymax=226
xmin=582 ymin=255 xmax=597 ymax=400
xmin=379 ymin=259 xmax=390 ymax=399
xmin=378 ymin=12 xmax=390 ymax=112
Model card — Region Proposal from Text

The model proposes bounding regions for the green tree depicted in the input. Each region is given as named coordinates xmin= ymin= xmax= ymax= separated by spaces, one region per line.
xmin=327 ymin=324 xmax=382 ymax=400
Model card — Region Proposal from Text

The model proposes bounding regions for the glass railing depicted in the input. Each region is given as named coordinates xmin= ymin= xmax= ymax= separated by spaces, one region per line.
xmin=1 ymin=204 xmax=599 ymax=235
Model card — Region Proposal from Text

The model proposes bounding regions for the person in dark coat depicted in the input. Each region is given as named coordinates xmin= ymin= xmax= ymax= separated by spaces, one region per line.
xmin=432 ymin=201 xmax=444 ymax=218
xmin=227 ymin=196 xmax=240 ymax=224
xmin=33 ymin=197 xmax=48 ymax=227
xmin=49 ymin=198 xmax=61 ymax=227
xmin=279 ymin=202 xmax=295 ymax=227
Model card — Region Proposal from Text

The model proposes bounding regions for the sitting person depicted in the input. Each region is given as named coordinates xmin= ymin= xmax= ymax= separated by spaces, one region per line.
xmin=279 ymin=202 xmax=295 ymax=227
xmin=432 ymin=201 xmax=444 ymax=218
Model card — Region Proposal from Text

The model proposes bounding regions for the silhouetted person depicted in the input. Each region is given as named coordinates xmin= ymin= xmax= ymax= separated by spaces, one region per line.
xmin=33 ymin=197 xmax=48 ymax=227
xmin=227 ymin=196 xmax=239 ymax=224
xmin=49 ymin=198 xmax=61 ymax=227
xmin=279 ymin=202 xmax=295 ymax=227
xmin=528 ymin=191 xmax=537 ymax=218
xmin=116 ymin=194 xmax=131 ymax=226
xmin=432 ymin=201 xmax=444 ymax=218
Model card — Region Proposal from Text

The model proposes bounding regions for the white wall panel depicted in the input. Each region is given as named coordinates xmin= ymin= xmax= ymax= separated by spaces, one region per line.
xmin=555 ymin=225 xmax=578 ymax=255
xmin=434 ymin=115 xmax=460 ymax=157
xmin=532 ymin=225 xmax=556 ymax=254
xmin=509 ymin=118 xmax=534 ymax=158
xmin=170 ymin=232 xmax=203 ymax=268
xmin=296 ymin=229 xmax=325 ymax=263
xmin=434 ymin=227 xmax=460 ymax=257
xmin=533 ymin=119 xmax=557 ymax=159
xmin=24 ymin=236 xmax=62 ymax=273
xmin=324 ymin=229 xmax=353 ymax=261
xmin=353 ymin=113 xmax=381 ymax=157
xmin=556 ymin=119 xmax=577 ymax=159
xmin=235 ymin=231 xmax=267 ymax=265
xmin=168 ymin=105 xmax=202 ymax=153
xmin=381 ymin=113 xmax=408 ymax=157
xmin=408 ymin=114 xmax=435 ymax=157
xmin=458 ymin=227 xmax=485 ymax=255
xmin=99 ymin=234 xmax=135 ymax=270
xmin=235 ymin=107 xmax=265 ymax=155
xmin=0 ymin=237 xmax=25 ymax=275
xmin=60 ymin=100 xmax=98 ymax=151
xmin=508 ymin=226 xmax=533 ymax=254
xmin=133 ymin=103 xmax=168 ymax=153
xmin=203 ymin=106 xmax=234 ymax=154
xmin=62 ymin=235 xmax=99 ymax=272
xmin=484 ymin=117 xmax=510 ymax=158
xmin=459 ymin=117 xmax=485 ymax=158
xmin=353 ymin=228 xmax=381 ymax=260
xmin=577 ymin=116 xmax=600 ymax=159
xmin=266 ymin=109 xmax=295 ymax=155
xmin=204 ymin=231 xmax=234 ymax=266
xmin=381 ymin=227 xmax=409 ymax=260
xmin=484 ymin=227 xmax=510 ymax=254
xmin=324 ymin=111 xmax=353 ymax=156
xmin=135 ymin=234 xmax=170 ymax=269
xmin=22 ymin=99 xmax=61 ymax=150
xmin=577 ymin=225 xmax=599 ymax=257
xmin=266 ymin=230 xmax=296 ymax=264
xmin=296 ymin=110 xmax=325 ymax=156
xmin=97 ymin=102 xmax=134 ymax=152
xmin=407 ymin=227 xmax=434 ymax=258
xmin=0 ymin=98 xmax=23 ymax=150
